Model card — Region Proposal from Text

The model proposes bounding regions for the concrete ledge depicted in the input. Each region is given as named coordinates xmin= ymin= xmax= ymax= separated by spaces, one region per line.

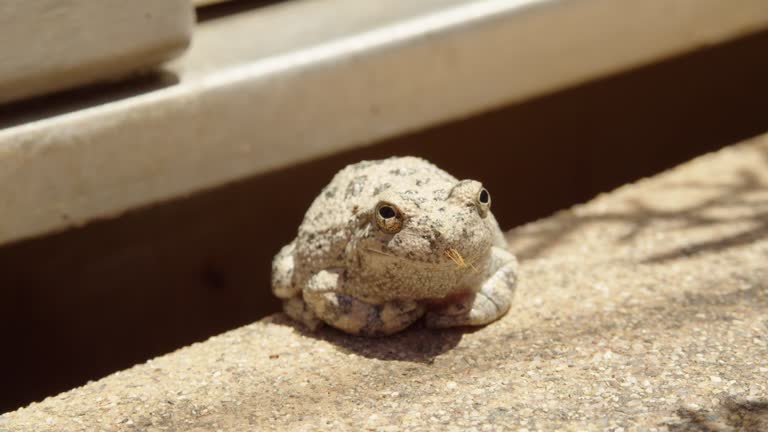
xmin=1 ymin=0 xmax=767 ymax=248
xmin=3 ymin=134 xmax=767 ymax=430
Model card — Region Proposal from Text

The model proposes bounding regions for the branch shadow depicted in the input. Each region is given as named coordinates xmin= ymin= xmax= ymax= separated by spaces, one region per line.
xmin=666 ymin=397 xmax=768 ymax=432
xmin=265 ymin=314 xmax=466 ymax=363
xmin=510 ymin=144 xmax=768 ymax=263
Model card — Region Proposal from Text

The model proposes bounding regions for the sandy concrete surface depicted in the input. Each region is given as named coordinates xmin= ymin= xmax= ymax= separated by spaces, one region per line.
xmin=2 ymin=135 xmax=768 ymax=431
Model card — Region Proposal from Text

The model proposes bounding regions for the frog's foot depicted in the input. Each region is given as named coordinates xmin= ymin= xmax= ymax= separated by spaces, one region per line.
xmin=272 ymin=241 xmax=299 ymax=299
xmin=425 ymin=247 xmax=518 ymax=328
xmin=303 ymin=269 xmax=426 ymax=336
xmin=273 ymin=242 xmax=323 ymax=330
xmin=282 ymin=296 xmax=323 ymax=331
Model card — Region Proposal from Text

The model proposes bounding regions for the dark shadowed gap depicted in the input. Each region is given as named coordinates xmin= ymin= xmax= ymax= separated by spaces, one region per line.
xmin=2 ymin=29 xmax=768 ymax=413
xmin=0 ymin=71 xmax=180 ymax=129
xmin=195 ymin=0 xmax=293 ymax=22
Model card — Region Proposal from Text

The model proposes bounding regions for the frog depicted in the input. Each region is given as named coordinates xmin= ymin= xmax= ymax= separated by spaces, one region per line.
xmin=271 ymin=156 xmax=518 ymax=336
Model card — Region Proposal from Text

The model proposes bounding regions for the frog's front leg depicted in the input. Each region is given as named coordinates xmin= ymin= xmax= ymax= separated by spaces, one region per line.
xmin=272 ymin=241 xmax=324 ymax=330
xmin=425 ymin=246 xmax=518 ymax=328
xmin=303 ymin=269 xmax=426 ymax=336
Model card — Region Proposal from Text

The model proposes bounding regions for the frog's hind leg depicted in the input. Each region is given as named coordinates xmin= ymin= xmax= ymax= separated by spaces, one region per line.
xmin=272 ymin=241 xmax=323 ymax=330
xmin=425 ymin=247 xmax=518 ymax=328
xmin=303 ymin=269 xmax=426 ymax=336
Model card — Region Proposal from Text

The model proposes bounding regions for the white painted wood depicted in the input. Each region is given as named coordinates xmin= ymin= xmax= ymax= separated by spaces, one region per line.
xmin=0 ymin=0 xmax=194 ymax=104
xmin=0 ymin=0 xmax=766 ymax=246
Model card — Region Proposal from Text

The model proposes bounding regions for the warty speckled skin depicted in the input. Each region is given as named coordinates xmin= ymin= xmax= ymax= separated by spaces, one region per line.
xmin=271 ymin=156 xmax=518 ymax=336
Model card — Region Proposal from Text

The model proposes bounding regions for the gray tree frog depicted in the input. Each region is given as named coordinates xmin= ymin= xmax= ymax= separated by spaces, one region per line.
xmin=271 ymin=156 xmax=518 ymax=336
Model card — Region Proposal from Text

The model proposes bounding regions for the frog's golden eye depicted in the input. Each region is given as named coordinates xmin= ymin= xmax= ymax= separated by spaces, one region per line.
xmin=476 ymin=187 xmax=491 ymax=217
xmin=374 ymin=202 xmax=404 ymax=234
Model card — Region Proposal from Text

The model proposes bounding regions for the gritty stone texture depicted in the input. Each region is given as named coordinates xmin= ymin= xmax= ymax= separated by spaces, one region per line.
xmin=3 ymin=136 xmax=768 ymax=431
xmin=272 ymin=156 xmax=517 ymax=335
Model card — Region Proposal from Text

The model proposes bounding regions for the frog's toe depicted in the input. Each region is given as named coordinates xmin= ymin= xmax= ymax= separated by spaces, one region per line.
xmin=424 ymin=290 xmax=503 ymax=328
xmin=425 ymin=252 xmax=517 ymax=328
xmin=283 ymin=296 xmax=323 ymax=331
xmin=300 ymin=270 xmax=426 ymax=336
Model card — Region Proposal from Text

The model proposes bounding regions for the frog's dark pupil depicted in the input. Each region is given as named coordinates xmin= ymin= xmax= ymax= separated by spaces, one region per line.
xmin=379 ymin=206 xmax=396 ymax=219
xmin=479 ymin=189 xmax=490 ymax=204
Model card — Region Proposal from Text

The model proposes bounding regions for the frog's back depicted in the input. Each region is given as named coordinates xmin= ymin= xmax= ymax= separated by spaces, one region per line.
xmin=290 ymin=157 xmax=457 ymax=277
xmin=299 ymin=156 xmax=457 ymax=233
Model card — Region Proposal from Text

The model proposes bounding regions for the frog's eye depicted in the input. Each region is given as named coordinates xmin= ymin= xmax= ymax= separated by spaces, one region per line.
xmin=475 ymin=187 xmax=491 ymax=217
xmin=374 ymin=202 xmax=404 ymax=234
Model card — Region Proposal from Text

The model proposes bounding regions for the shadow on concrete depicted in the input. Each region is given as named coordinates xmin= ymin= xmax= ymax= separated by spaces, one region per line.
xmin=510 ymin=144 xmax=768 ymax=263
xmin=666 ymin=398 xmax=768 ymax=432
xmin=267 ymin=314 xmax=464 ymax=363
xmin=493 ymin=271 xmax=768 ymax=361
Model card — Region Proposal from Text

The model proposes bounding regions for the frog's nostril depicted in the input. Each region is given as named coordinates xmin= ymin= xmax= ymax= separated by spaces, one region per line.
xmin=430 ymin=226 xmax=443 ymax=239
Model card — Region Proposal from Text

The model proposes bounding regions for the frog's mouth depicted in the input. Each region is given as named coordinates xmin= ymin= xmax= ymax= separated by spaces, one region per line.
xmin=364 ymin=245 xmax=488 ymax=271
